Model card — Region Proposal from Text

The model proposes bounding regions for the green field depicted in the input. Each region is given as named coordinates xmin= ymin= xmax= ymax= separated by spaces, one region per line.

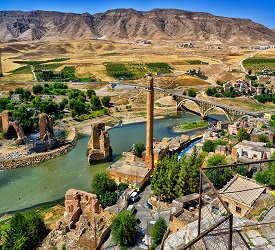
xmin=243 ymin=58 xmax=275 ymax=70
xmin=104 ymin=62 xmax=172 ymax=80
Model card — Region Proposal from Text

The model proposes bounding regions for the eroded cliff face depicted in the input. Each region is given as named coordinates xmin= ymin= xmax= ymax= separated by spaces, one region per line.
xmin=87 ymin=123 xmax=112 ymax=165
xmin=0 ymin=9 xmax=274 ymax=43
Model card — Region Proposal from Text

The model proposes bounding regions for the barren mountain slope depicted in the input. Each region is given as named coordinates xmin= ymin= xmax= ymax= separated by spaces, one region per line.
xmin=0 ymin=9 xmax=274 ymax=43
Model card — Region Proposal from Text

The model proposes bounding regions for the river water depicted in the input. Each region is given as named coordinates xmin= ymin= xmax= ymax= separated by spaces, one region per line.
xmin=0 ymin=112 xmax=225 ymax=215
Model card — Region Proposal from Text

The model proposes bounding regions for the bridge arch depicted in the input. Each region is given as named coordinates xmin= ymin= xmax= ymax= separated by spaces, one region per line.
xmin=237 ymin=115 xmax=252 ymax=121
xmin=203 ymin=106 xmax=233 ymax=122
xmin=177 ymin=99 xmax=202 ymax=114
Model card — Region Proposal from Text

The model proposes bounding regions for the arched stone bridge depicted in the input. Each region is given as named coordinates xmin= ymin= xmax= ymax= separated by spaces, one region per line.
xmin=172 ymin=94 xmax=263 ymax=122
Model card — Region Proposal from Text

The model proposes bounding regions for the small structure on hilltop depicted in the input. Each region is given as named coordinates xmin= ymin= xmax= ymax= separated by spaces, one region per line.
xmin=39 ymin=113 xmax=54 ymax=140
xmin=0 ymin=110 xmax=25 ymax=145
xmin=87 ymin=123 xmax=112 ymax=165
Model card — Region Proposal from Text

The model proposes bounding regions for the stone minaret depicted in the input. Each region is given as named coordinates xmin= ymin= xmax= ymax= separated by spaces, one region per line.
xmin=145 ymin=74 xmax=154 ymax=169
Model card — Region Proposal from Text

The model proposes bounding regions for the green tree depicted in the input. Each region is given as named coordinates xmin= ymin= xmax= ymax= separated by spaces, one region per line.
xmin=236 ymin=128 xmax=250 ymax=142
xmin=188 ymin=89 xmax=197 ymax=97
xmin=99 ymin=191 xmax=118 ymax=209
xmin=134 ymin=143 xmax=145 ymax=158
xmin=258 ymin=134 xmax=269 ymax=143
xmin=111 ymin=210 xmax=137 ymax=246
xmin=151 ymin=217 xmax=167 ymax=246
xmin=255 ymin=163 xmax=275 ymax=188
xmin=91 ymin=172 xmax=117 ymax=196
xmin=90 ymin=95 xmax=101 ymax=110
xmin=261 ymin=124 xmax=267 ymax=129
xmin=202 ymin=140 xmax=214 ymax=152
xmin=2 ymin=212 xmax=47 ymax=250
xmin=206 ymin=88 xmax=215 ymax=96
xmin=32 ymin=84 xmax=43 ymax=94
xmin=101 ymin=96 xmax=111 ymax=107
xmin=151 ymin=148 xmax=204 ymax=201
xmin=205 ymin=155 xmax=232 ymax=189
xmin=87 ymin=89 xmax=96 ymax=99
xmin=118 ymin=182 xmax=128 ymax=191
xmin=235 ymin=166 xmax=248 ymax=177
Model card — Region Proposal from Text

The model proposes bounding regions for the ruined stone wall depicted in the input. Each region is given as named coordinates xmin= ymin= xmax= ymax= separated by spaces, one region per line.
xmin=0 ymin=127 xmax=77 ymax=170
xmin=39 ymin=113 xmax=54 ymax=140
xmin=87 ymin=123 xmax=112 ymax=165
xmin=1 ymin=110 xmax=11 ymax=132
xmin=65 ymin=189 xmax=103 ymax=216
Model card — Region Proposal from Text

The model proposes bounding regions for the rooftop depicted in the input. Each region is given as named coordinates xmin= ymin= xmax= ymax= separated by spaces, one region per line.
xmin=220 ymin=175 xmax=265 ymax=206
xmin=107 ymin=156 xmax=150 ymax=178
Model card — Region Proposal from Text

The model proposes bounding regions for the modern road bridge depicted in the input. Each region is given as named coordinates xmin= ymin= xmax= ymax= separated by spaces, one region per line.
xmin=170 ymin=93 xmax=263 ymax=121
xmin=118 ymin=83 xmax=263 ymax=122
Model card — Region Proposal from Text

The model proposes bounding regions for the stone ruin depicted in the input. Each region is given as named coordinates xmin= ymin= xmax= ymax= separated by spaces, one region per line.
xmin=87 ymin=122 xmax=112 ymax=165
xmin=65 ymin=189 xmax=103 ymax=217
xmin=0 ymin=110 xmax=25 ymax=145
xmin=39 ymin=113 xmax=54 ymax=140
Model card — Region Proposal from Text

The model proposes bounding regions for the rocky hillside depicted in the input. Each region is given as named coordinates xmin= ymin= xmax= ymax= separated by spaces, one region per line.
xmin=0 ymin=8 xmax=274 ymax=43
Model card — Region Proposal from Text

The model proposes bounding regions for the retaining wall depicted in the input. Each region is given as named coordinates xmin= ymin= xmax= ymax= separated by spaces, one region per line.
xmin=0 ymin=127 xmax=78 ymax=170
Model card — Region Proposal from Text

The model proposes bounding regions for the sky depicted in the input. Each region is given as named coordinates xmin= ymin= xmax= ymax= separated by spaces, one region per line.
xmin=0 ymin=0 xmax=274 ymax=28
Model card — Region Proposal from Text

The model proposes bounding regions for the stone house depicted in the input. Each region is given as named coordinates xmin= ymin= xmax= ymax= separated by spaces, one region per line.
xmin=232 ymin=140 xmax=275 ymax=161
xmin=145 ymin=135 xmax=190 ymax=162
xmin=220 ymin=175 xmax=266 ymax=217
xmin=215 ymin=145 xmax=227 ymax=155
xmin=228 ymin=120 xmax=248 ymax=135
xmin=250 ymin=129 xmax=274 ymax=143
xmin=223 ymin=82 xmax=232 ymax=92
xmin=171 ymin=208 xmax=198 ymax=233
xmin=256 ymin=87 xmax=263 ymax=95
xmin=170 ymin=193 xmax=199 ymax=233
xmin=11 ymin=93 xmax=23 ymax=102
xmin=107 ymin=152 xmax=151 ymax=188
xmin=264 ymin=112 xmax=274 ymax=122
xmin=216 ymin=121 xmax=230 ymax=130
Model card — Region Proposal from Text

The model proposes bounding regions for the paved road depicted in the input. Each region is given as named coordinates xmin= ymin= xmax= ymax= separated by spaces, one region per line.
xmin=102 ymin=183 xmax=154 ymax=249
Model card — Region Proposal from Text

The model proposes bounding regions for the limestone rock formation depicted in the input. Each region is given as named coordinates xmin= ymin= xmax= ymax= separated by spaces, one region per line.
xmin=87 ymin=123 xmax=112 ymax=165
xmin=39 ymin=113 xmax=54 ymax=140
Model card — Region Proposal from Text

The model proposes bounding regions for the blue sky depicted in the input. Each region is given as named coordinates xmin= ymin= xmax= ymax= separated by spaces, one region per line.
xmin=0 ymin=0 xmax=274 ymax=28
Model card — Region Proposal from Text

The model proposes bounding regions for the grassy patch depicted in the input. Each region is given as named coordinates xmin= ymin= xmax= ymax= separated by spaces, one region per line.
xmin=172 ymin=121 xmax=209 ymax=132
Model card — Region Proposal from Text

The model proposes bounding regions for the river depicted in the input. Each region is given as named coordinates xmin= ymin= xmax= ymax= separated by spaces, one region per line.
xmin=0 ymin=112 xmax=226 ymax=215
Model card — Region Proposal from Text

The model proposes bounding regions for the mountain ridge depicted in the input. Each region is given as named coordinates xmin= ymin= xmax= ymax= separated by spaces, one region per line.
xmin=0 ymin=8 xmax=274 ymax=43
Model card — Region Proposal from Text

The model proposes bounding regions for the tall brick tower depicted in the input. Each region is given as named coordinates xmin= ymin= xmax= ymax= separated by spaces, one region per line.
xmin=145 ymin=74 xmax=154 ymax=169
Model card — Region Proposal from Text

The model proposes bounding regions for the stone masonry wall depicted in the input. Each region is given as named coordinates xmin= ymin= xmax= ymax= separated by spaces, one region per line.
xmin=0 ymin=127 xmax=77 ymax=170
